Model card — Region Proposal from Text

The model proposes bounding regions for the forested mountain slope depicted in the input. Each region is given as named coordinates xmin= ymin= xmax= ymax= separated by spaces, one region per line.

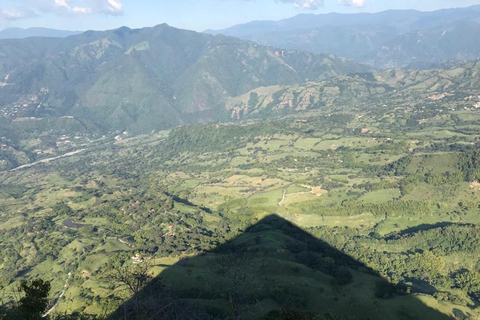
xmin=0 ymin=24 xmax=368 ymax=136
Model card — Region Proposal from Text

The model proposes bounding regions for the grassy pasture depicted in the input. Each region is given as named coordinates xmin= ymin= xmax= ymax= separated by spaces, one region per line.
xmin=360 ymin=189 xmax=401 ymax=203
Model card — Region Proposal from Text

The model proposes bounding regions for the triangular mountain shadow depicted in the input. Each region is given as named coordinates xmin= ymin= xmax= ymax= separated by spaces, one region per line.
xmin=109 ymin=215 xmax=454 ymax=320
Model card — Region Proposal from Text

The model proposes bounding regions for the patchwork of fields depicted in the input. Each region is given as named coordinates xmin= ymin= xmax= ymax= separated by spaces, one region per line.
xmin=1 ymin=84 xmax=480 ymax=319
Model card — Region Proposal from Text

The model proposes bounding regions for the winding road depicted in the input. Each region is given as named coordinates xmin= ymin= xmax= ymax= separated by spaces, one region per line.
xmin=1 ymin=149 xmax=85 ymax=174
xmin=42 ymin=272 xmax=72 ymax=318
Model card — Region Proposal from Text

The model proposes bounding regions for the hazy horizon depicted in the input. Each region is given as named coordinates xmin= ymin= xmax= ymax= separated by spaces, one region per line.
xmin=0 ymin=0 xmax=479 ymax=33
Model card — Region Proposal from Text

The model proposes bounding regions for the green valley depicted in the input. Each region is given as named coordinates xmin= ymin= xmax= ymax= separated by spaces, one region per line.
xmin=1 ymin=60 xmax=480 ymax=318
xmin=0 ymin=24 xmax=368 ymax=172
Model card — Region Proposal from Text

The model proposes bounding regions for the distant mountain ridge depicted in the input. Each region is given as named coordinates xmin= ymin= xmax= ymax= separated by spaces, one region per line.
xmin=207 ymin=5 xmax=480 ymax=68
xmin=0 ymin=27 xmax=82 ymax=39
xmin=206 ymin=5 xmax=480 ymax=37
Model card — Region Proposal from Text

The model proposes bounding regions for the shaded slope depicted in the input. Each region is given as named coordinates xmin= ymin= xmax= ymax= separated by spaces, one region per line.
xmin=109 ymin=215 xmax=453 ymax=320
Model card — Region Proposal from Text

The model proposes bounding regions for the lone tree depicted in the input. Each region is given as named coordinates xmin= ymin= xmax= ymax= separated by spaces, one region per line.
xmin=108 ymin=253 xmax=153 ymax=311
xmin=17 ymin=279 xmax=51 ymax=320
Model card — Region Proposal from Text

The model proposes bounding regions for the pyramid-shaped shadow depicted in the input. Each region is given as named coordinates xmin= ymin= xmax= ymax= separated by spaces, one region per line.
xmin=109 ymin=214 xmax=453 ymax=320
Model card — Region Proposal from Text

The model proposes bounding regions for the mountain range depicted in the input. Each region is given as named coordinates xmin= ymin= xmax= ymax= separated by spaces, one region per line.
xmin=0 ymin=24 xmax=368 ymax=138
xmin=2 ymin=5 xmax=480 ymax=168
xmin=207 ymin=5 xmax=480 ymax=68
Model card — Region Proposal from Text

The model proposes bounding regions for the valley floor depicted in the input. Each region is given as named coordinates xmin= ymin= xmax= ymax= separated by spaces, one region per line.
xmin=1 ymin=86 xmax=480 ymax=319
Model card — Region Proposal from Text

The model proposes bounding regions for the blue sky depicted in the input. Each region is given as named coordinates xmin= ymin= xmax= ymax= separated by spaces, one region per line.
xmin=0 ymin=0 xmax=479 ymax=32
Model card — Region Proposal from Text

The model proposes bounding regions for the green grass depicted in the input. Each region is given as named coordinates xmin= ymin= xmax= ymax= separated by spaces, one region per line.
xmin=0 ymin=216 xmax=24 ymax=230
xmin=248 ymin=189 xmax=284 ymax=207
xmin=360 ymin=189 xmax=401 ymax=203
xmin=286 ymin=185 xmax=311 ymax=194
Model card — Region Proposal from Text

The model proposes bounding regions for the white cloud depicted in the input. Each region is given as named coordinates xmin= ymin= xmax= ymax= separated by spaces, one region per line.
xmin=107 ymin=0 xmax=123 ymax=13
xmin=0 ymin=0 xmax=124 ymax=20
xmin=51 ymin=0 xmax=124 ymax=15
xmin=0 ymin=7 xmax=38 ymax=21
xmin=279 ymin=0 xmax=366 ymax=10
xmin=53 ymin=0 xmax=92 ymax=14
xmin=0 ymin=9 xmax=27 ymax=20
xmin=295 ymin=0 xmax=324 ymax=10
xmin=278 ymin=0 xmax=324 ymax=10
xmin=338 ymin=0 xmax=366 ymax=7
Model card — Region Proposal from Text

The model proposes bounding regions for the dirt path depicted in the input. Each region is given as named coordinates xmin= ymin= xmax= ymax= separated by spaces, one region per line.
xmin=42 ymin=272 xmax=72 ymax=318
xmin=117 ymin=238 xmax=135 ymax=248
xmin=278 ymin=188 xmax=287 ymax=206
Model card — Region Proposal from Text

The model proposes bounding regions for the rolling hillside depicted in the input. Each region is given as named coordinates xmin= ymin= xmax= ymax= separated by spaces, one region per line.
xmin=225 ymin=60 xmax=480 ymax=120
